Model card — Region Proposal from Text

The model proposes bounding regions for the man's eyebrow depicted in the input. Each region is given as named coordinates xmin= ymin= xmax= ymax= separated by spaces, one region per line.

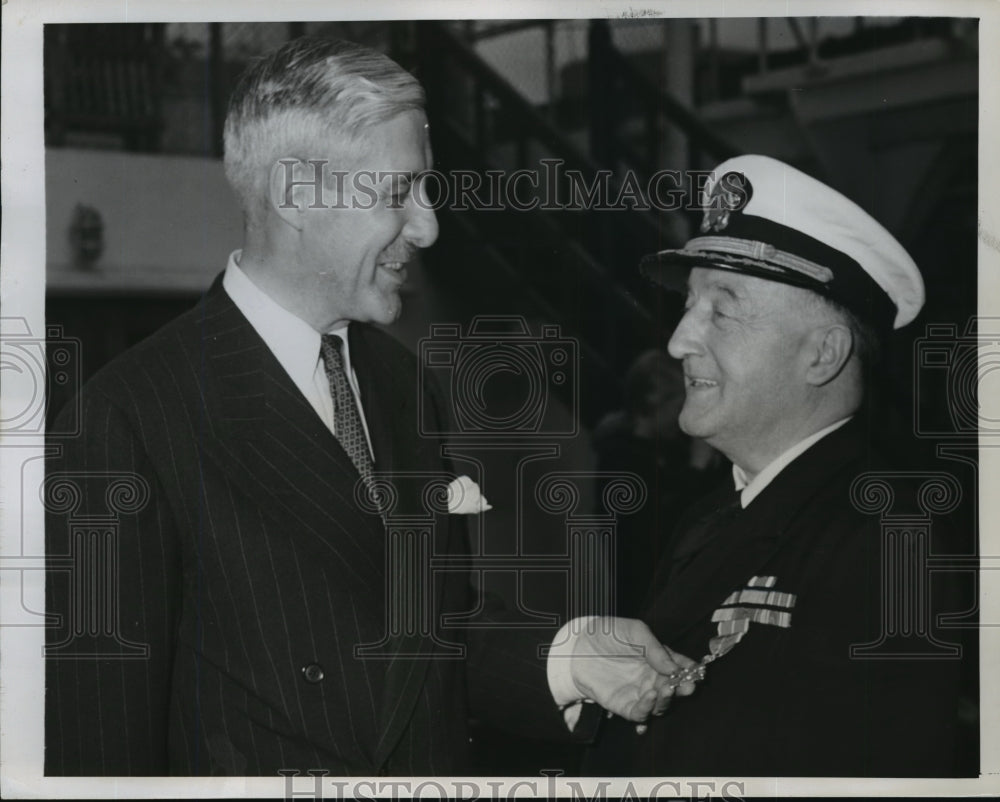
xmin=706 ymin=280 xmax=742 ymax=303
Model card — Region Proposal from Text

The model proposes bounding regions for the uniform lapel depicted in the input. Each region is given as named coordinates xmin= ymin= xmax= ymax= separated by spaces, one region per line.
xmin=649 ymin=420 xmax=866 ymax=642
xmin=651 ymin=500 xmax=785 ymax=642
xmin=194 ymin=285 xmax=386 ymax=595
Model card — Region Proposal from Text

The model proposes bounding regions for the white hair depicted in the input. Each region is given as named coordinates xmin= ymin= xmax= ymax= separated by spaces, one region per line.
xmin=223 ymin=37 xmax=425 ymax=224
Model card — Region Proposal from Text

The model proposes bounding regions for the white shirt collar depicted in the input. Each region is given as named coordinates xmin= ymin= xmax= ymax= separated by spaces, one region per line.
xmin=221 ymin=250 xmax=351 ymax=396
xmin=732 ymin=416 xmax=852 ymax=508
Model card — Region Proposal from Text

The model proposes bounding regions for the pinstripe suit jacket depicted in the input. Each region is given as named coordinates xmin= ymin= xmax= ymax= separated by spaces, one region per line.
xmin=45 ymin=279 xmax=566 ymax=776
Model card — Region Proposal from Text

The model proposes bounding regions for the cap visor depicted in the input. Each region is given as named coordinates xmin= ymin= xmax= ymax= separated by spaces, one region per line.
xmin=639 ymin=250 xmax=698 ymax=294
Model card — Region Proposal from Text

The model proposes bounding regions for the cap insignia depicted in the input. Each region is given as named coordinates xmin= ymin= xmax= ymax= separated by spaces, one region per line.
xmin=701 ymin=171 xmax=753 ymax=233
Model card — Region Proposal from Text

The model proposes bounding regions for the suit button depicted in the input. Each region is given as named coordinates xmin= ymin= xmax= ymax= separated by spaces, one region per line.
xmin=301 ymin=663 xmax=325 ymax=683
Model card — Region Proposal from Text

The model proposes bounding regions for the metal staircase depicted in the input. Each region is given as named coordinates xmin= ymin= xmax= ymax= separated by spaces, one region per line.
xmin=412 ymin=21 xmax=736 ymax=421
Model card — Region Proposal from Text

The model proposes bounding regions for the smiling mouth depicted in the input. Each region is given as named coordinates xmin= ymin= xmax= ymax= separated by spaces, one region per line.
xmin=377 ymin=261 xmax=410 ymax=282
xmin=686 ymin=376 xmax=718 ymax=388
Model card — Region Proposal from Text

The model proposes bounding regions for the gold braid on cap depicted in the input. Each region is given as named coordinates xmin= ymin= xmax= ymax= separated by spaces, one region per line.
xmin=685 ymin=236 xmax=835 ymax=284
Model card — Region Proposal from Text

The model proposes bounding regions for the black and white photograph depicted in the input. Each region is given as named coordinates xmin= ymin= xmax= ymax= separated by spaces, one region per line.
xmin=1 ymin=0 xmax=997 ymax=797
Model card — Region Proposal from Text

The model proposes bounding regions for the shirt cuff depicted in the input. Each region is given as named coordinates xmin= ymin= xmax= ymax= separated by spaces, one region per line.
xmin=546 ymin=616 xmax=596 ymax=731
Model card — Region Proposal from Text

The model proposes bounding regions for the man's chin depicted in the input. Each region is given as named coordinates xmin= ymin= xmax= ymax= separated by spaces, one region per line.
xmin=370 ymin=294 xmax=403 ymax=325
xmin=678 ymin=410 xmax=713 ymax=440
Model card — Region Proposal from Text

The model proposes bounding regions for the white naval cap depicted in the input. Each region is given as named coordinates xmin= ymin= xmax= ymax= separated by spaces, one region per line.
xmin=641 ymin=154 xmax=925 ymax=329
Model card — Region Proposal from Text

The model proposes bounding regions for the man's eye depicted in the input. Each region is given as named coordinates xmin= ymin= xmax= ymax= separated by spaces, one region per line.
xmin=386 ymin=187 xmax=410 ymax=206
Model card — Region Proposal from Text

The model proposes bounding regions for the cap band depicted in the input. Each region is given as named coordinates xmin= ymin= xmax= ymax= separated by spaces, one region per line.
xmin=685 ymin=235 xmax=835 ymax=284
xmin=715 ymin=213 xmax=866 ymax=282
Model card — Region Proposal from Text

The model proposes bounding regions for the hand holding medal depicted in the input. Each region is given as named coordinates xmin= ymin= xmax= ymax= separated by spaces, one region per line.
xmin=630 ymin=645 xmax=703 ymax=734
xmin=633 ymin=620 xmax=750 ymax=734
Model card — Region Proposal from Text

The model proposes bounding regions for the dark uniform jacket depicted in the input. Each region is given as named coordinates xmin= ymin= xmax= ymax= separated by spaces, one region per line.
xmin=45 ymin=279 xmax=564 ymax=776
xmin=584 ymin=418 xmax=961 ymax=777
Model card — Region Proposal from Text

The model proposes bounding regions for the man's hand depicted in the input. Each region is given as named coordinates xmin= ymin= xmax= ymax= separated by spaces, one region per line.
xmin=565 ymin=617 xmax=698 ymax=722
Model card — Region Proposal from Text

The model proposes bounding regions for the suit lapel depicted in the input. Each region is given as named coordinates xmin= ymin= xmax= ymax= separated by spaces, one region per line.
xmin=348 ymin=325 xmax=398 ymax=477
xmin=194 ymin=286 xmax=386 ymax=594
xmin=650 ymin=420 xmax=867 ymax=642
xmin=197 ymin=294 xmax=456 ymax=766
xmin=350 ymin=326 xmax=455 ymax=767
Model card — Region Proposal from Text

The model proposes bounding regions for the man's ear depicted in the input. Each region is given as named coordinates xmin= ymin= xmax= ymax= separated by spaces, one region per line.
xmin=804 ymin=323 xmax=854 ymax=386
xmin=268 ymin=158 xmax=327 ymax=231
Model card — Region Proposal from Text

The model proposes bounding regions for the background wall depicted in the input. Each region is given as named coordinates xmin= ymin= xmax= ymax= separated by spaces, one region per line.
xmin=47 ymin=148 xmax=241 ymax=293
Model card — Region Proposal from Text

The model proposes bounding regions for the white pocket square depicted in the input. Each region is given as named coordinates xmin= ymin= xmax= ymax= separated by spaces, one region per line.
xmin=447 ymin=475 xmax=493 ymax=514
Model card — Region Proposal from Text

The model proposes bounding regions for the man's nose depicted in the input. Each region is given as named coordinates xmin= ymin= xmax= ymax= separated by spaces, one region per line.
xmin=403 ymin=196 xmax=439 ymax=249
xmin=667 ymin=308 xmax=702 ymax=360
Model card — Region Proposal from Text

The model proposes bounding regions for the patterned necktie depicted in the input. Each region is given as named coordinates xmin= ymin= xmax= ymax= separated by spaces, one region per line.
xmin=319 ymin=333 xmax=375 ymax=489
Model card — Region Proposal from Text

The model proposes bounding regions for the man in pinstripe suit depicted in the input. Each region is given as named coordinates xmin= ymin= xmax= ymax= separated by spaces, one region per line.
xmin=45 ymin=37 xmax=693 ymax=776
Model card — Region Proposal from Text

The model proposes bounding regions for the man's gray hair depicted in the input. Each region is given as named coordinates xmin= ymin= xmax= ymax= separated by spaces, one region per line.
xmin=223 ymin=37 xmax=425 ymax=221
xmin=809 ymin=293 xmax=884 ymax=371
